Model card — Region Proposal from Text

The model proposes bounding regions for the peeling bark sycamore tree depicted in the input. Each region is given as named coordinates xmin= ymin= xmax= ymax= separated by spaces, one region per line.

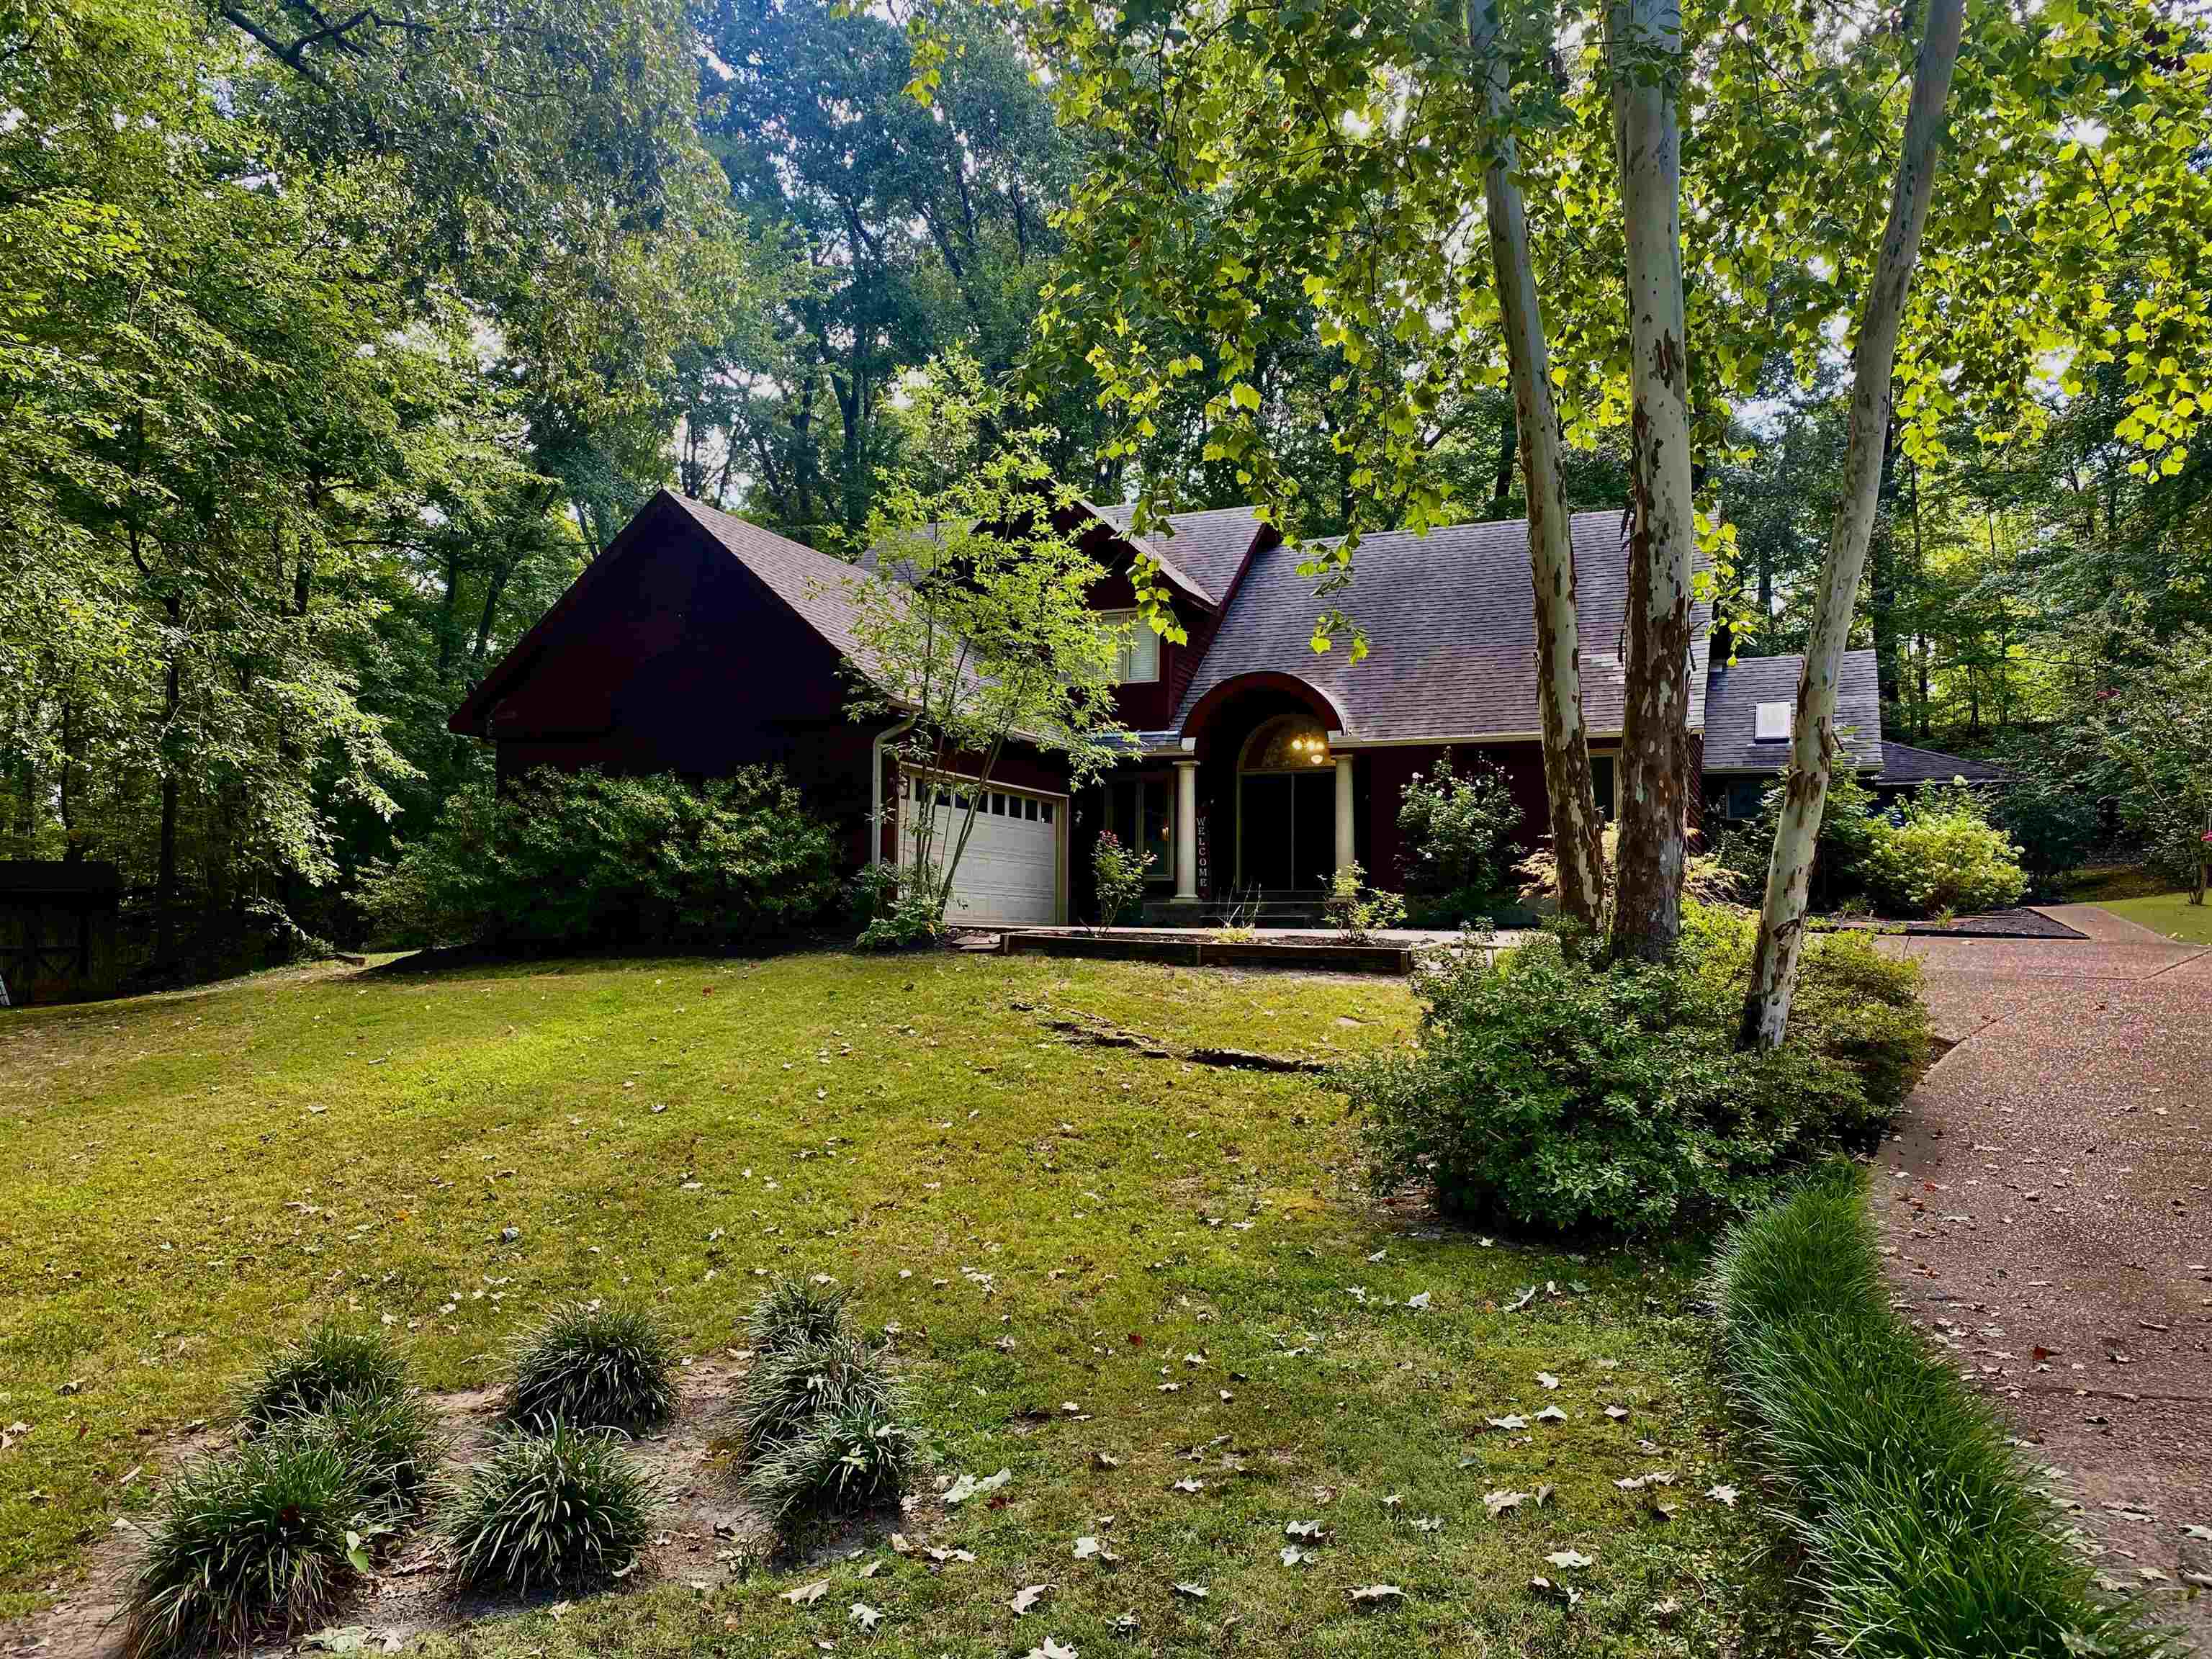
xmin=1740 ymin=0 xmax=1967 ymax=1048
xmin=1603 ymin=0 xmax=1700 ymax=963
xmin=1473 ymin=0 xmax=1604 ymax=930
xmin=842 ymin=356 xmax=1126 ymax=931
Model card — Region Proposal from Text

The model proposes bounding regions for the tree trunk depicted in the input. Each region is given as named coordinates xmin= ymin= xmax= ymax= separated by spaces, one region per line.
xmin=1740 ymin=0 xmax=1966 ymax=1048
xmin=1471 ymin=0 xmax=1605 ymax=932
xmin=156 ymin=595 xmax=184 ymax=968
xmin=1605 ymin=0 xmax=1699 ymax=964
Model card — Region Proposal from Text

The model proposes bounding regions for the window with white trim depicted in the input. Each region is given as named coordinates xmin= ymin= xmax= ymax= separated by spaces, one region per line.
xmin=1099 ymin=608 xmax=1159 ymax=684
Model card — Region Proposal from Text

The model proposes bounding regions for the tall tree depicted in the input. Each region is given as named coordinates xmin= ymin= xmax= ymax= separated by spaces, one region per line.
xmin=1473 ymin=0 xmax=1604 ymax=930
xmin=1604 ymin=0 xmax=1699 ymax=963
xmin=694 ymin=0 xmax=1082 ymax=543
xmin=1741 ymin=0 xmax=1968 ymax=1048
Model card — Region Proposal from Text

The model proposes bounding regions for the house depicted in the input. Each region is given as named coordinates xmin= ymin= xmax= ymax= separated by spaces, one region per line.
xmin=449 ymin=489 xmax=1991 ymax=927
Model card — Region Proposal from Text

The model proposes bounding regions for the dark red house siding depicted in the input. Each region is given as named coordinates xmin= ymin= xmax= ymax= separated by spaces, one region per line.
xmin=1357 ymin=742 xmax=1550 ymax=892
xmin=1082 ymin=562 xmax=1213 ymax=733
xmin=470 ymin=505 xmax=893 ymax=868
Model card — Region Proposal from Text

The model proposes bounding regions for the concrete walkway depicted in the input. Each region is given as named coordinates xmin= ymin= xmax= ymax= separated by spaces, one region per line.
xmin=1873 ymin=906 xmax=2212 ymax=1644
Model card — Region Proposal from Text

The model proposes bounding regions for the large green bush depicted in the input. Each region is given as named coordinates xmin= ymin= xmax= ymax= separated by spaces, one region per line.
xmin=1713 ymin=763 xmax=1881 ymax=911
xmin=1341 ymin=904 xmax=1926 ymax=1234
xmin=1862 ymin=783 xmax=2028 ymax=916
xmin=363 ymin=765 xmax=842 ymax=952
xmin=1395 ymin=755 xmax=1522 ymax=926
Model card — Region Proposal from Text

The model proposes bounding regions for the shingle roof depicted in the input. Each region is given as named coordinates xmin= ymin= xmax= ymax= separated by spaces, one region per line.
xmin=1701 ymin=650 xmax=1884 ymax=772
xmin=668 ymin=493 xmax=910 ymax=686
xmin=1091 ymin=503 xmax=1271 ymax=607
xmin=1169 ymin=512 xmax=1710 ymax=743
xmin=1876 ymin=739 xmax=2011 ymax=785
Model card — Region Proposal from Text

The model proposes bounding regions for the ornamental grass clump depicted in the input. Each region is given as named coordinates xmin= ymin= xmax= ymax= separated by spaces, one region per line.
xmin=744 ymin=1274 xmax=852 ymax=1359
xmin=122 ymin=1428 xmax=366 ymax=1659
xmin=1713 ymin=1167 xmax=2170 ymax=1658
xmin=507 ymin=1300 xmax=675 ymax=1434
xmin=439 ymin=1421 xmax=660 ymax=1594
xmin=238 ymin=1319 xmax=407 ymax=1431
xmin=310 ymin=1385 xmax=443 ymax=1519
xmin=736 ymin=1277 xmax=917 ymax=1529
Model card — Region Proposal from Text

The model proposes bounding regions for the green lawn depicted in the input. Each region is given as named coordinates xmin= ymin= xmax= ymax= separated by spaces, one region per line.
xmin=1 ymin=951 xmax=1788 ymax=1656
xmin=2095 ymin=889 xmax=2212 ymax=944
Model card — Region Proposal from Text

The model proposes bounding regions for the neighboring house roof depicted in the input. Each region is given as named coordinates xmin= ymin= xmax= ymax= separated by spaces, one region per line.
xmin=1090 ymin=503 xmax=1272 ymax=608
xmin=1876 ymin=739 xmax=2012 ymax=786
xmin=1701 ymin=650 xmax=1883 ymax=773
xmin=1170 ymin=512 xmax=1710 ymax=745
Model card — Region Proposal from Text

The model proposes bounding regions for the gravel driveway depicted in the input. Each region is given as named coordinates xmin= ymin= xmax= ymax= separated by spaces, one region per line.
xmin=1873 ymin=904 xmax=2212 ymax=1646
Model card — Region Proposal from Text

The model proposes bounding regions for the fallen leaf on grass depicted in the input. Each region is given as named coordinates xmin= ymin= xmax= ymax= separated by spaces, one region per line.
xmin=848 ymin=1602 xmax=882 ymax=1629
xmin=1172 ymin=1581 xmax=1208 ymax=1600
xmin=1024 ymin=1641 xmax=1077 ymax=1659
xmin=781 ymin=1581 xmax=830 ymax=1605
xmin=1537 ymin=1372 xmax=1560 ymax=1390
xmin=1011 ymin=1584 xmax=1052 ymax=1615
xmin=1707 ymin=1484 xmax=1739 ymax=1507
xmin=1073 ymin=1537 xmax=1121 ymax=1563
xmin=943 ymin=1468 xmax=1010 ymax=1506
xmin=1484 ymin=1489 xmax=1530 ymax=1517
xmin=1348 ymin=1584 xmax=1406 ymax=1606
xmin=1529 ymin=1575 xmax=1581 ymax=1606
xmin=1545 ymin=1550 xmax=1593 ymax=1570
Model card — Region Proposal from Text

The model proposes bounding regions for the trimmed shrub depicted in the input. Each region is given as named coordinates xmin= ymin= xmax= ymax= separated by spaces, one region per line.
xmin=1395 ymin=755 xmax=1523 ymax=926
xmin=123 ymin=1429 xmax=364 ymax=1659
xmin=1340 ymin=902 xmax=1926 ymax=1235
xmin=745 ymin=1274 xmax=853 ymax=1358
xmin=1713 ymin=1167 xmax=2167 ymax=1658
xmin=239 ymin=1321 xmax=407 ymax=1433
xmin=1863 ymin=783 xmax=2028 ymax=916
xmin=508 ymin=1301 xmax=675 ymax=1434
xmin=440 ymin=1421 xmax=660 ymax=1594
xmin=361 ymin=765 xmax=842 ymax=953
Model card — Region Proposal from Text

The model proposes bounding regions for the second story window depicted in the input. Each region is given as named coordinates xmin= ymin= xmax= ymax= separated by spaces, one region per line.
xmin=1101 ymin=608 xmax=1160 ymax=684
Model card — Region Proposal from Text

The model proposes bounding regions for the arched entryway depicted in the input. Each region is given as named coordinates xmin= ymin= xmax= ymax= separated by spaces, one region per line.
xmin=1235 ymin=711 xmax=1345 ymax=892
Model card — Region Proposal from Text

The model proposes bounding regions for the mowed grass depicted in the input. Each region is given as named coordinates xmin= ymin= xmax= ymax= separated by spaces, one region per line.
xmin=1 ymin=950 xmax=1789 ymax=1656
xmin=2095 ymin=890 xmax=2212 ymax=945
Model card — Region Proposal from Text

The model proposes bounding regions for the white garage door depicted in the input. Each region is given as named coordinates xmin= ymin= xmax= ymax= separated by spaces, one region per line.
xmin=900 ymin=778 xmax=1061 ymax=926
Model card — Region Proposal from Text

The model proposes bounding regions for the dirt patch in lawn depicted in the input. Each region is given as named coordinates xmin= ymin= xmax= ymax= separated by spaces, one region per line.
xmin=3 ymin=1358 xmax=804 ymax=1658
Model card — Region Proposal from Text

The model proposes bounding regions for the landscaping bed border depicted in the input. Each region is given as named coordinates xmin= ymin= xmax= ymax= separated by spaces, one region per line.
xmin=997 ymin=928 xmax=1454 ymax=974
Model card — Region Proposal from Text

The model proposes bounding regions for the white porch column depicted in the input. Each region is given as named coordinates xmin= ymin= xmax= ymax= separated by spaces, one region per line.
xmin=1173 ymin=760 xmax=1200 ymax=900
xmin=1334 ymin=754 xmax=1355 ymax=874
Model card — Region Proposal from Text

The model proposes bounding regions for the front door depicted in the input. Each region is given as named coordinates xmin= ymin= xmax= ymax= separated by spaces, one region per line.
xmin=1237 ymin=769 xmax=1335 ymax=889
xmin=1236 ymin=711 xmax=1339 ymax=891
